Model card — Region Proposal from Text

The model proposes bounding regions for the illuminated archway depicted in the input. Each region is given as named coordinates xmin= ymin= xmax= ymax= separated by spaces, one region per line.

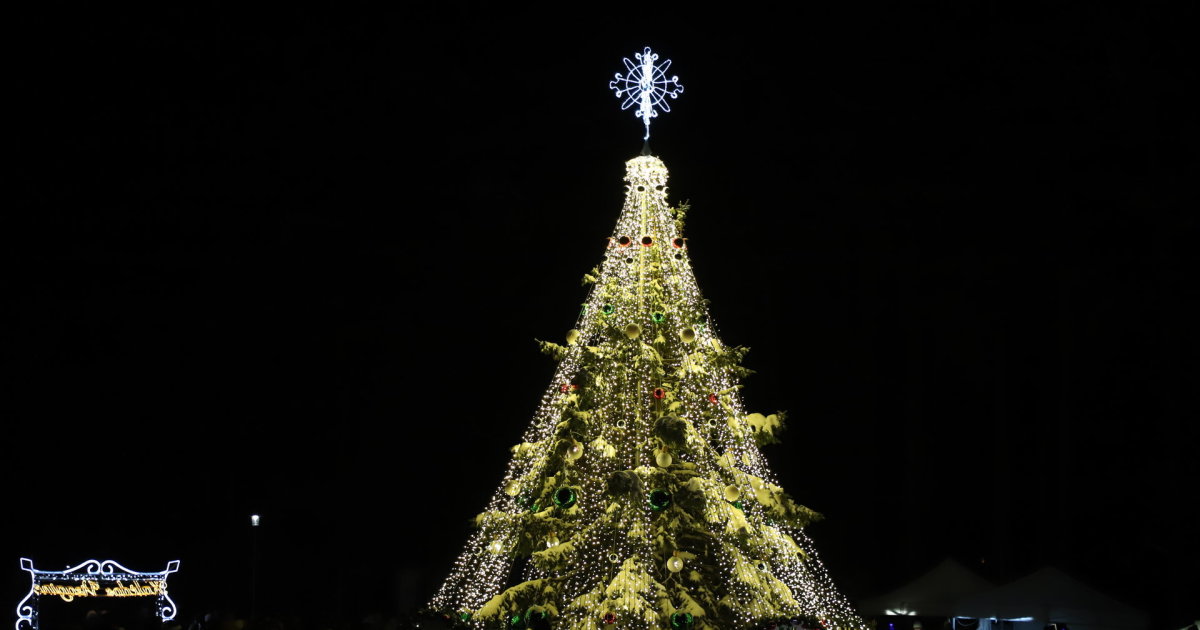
xmin=16 ymin=558 xmax=179 ymax=630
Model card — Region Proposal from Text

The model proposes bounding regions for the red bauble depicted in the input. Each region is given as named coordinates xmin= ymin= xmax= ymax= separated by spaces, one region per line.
xmin=672 ymin=237 xmax=685 ymax=248
xmin=560 ymin=384 xmax=571 ymax=393
xmin=653 ymin=387 xmax=666 ymax=399
xmin=708 ymin=393 xmax=719 ymax=404
xmin=603 ymin=612 xmax=617 ymax=625
xmin=617 ymin=235 xmax=632 ymax=247
xmin=641 ymin=236 xmax=654 ymax=247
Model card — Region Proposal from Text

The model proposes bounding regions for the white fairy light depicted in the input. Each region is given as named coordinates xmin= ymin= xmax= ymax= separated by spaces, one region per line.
xmin=610 ymin=47 xmax=684 ymax=140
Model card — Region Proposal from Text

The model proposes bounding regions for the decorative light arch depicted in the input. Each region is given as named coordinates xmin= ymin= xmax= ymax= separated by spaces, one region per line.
xmin=15 ymin=558 xmax=180 ymax=630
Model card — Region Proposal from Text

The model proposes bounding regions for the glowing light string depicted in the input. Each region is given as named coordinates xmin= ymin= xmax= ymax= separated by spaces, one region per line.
xmin=609 ymin=47 xmax=684 ymax=140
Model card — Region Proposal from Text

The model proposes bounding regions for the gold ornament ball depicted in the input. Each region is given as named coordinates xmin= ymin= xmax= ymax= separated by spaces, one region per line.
xmin=680 ymin=327 xmax=696 ymax=343
xmin=655 ymin=450 xmax=673 ymax=468
xmin=566 ymin=329 xmax=581 ymax=345
xmin=724 ymin=485 xmax=741 ymax=502
xmin=666 ymin=556 xmax=684 ymax=573
xmin=565 ymin=441 xmax=583 ymax=461
xmin=504 ymin=481 xmax=520 ymax=497
xmin=624 ymin=323 xmax=642 ymax=339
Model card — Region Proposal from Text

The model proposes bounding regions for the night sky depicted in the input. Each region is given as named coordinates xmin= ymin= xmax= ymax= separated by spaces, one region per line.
xmin=6 ymin=6 xmax=1198 ymax=628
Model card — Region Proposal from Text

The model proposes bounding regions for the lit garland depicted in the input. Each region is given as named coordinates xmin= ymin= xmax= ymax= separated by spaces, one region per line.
xmin=428 ymin=156 xmax=866 ymax=630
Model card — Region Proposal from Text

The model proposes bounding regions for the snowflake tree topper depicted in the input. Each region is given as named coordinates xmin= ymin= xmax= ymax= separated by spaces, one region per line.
xmin=609 ymin=47 xmax=684 ymax=141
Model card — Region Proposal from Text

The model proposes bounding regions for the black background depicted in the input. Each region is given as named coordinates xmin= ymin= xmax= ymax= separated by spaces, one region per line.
xmin=6 ymin=5 xmax=1198 ymax=628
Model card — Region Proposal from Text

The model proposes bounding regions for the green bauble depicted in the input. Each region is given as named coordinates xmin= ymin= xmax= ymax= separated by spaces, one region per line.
xmin=649 ymin=489 xmax=672 ymax=511
xmin=553 ymin=486 xmax=578 ymax=509
xmin=730 ymin=500 xmax=744 ymax=512
xmin=671 ymin=612 xmax=694 ymax=629
xmin=651 ymin=311 xmax=665 ymax=323
xmin=458 ymin=612 xmax=472 ymax=622
xmin=602 ymin=304 xmax=616 ymax=315
xmin=509 ymin=612 xmax=523 ymax=628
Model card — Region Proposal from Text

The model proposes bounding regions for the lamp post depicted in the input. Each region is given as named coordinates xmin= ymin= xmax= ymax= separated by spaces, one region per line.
xmin=250 ymin=514 xmax=260 ymax=623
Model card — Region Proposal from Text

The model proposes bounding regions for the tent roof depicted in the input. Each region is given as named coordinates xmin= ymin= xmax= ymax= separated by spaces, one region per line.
xmin=859 ymin=558 xmax=994 ymax=616
xmin=953 ymin=566 xmax=1148 ymax=630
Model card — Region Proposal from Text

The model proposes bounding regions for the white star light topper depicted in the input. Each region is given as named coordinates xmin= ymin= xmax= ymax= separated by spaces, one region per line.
xmin=609 ymin=47 xmax=684 ymax=140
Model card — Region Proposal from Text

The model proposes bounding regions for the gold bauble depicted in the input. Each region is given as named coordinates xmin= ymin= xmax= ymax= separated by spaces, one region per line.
xmin=680 ymin=327 xmax=696 ymax=343
xmin=655 ymin=450 xmax=673 ymax=468
xmin=624 ymin=323 xmax=642 ymax=339
xmin=724 ymin=485 xmax=741 ymax=502
xmin=564 ymin=441 xmax=583 ymax=461
xmin=666 ymin=556 xmax=684 ymax=573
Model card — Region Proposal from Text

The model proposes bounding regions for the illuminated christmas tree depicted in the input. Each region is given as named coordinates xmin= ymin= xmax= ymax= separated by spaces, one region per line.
xmin=429 ymin=48 xmax=865 ymax=630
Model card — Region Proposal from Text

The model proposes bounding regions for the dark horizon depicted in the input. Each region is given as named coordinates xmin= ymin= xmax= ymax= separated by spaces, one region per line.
xmin=6 ymin=6 xmax=1198 ymax=628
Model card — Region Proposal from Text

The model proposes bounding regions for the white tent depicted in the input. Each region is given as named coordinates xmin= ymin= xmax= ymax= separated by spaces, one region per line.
xmin=952 ymin=567 xmax=1148 ymax=630
xmin=859 ymin=558 xmax=995 ymax=617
